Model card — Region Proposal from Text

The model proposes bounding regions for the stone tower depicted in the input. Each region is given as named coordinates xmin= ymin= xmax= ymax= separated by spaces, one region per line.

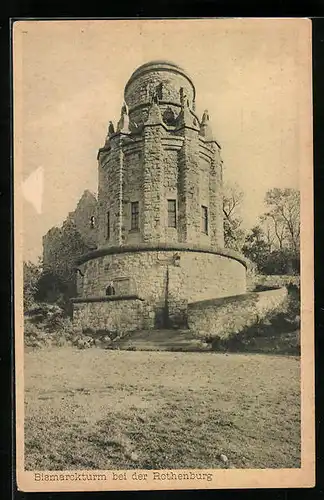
xmin=72 ymin=61 xmax=246 ymax=331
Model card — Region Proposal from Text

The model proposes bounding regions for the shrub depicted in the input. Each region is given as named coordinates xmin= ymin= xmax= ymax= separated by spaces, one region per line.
xmin=46 ymin=314 xmax=73 ymax=333
xmin=75 ymin=335 xmax=94 ymax=349
xmin=23 ymin=261 xmax=42 ymax=311
xmin=35 ymin=271 xmax=70 ymax=304
xmin=82 ymin=327 xmax=96 ymax=336
xmin=210 ymin=336 xmax=227 ymax=352
xmin=26 ymin=302 xmax=65 ymax=322
xmin=24 ymin=304 xmax=82 ymax=349
xmin=109 ymin=331 xmax=120 ymax=341
xmin=24 ymin=321 xmax=51 ymax=348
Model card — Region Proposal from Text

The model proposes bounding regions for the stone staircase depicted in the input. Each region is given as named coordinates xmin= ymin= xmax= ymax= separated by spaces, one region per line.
xmin=114 ymin=329 xmax=209 ymax=352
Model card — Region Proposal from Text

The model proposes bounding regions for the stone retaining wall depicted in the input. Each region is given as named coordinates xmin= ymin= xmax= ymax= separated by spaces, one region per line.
xmin=247 ymin=274 xmax=300 ymax=291
xmin=187 ymin=287 xmax=288 ymax=339
xmin=76 ymin=248 xmax=246 ymax=327
xmin=72 ymin=296 xmax=153 ymax=333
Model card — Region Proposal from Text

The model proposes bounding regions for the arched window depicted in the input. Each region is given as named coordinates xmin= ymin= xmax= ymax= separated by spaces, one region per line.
xmin=167 ymin=200 xmax=177 ymax=228
xmin=106 ymin=284 xmax=115 ymax=296
xmin=163 ymin=107 xmax=176 ymax=126
xmin=106 ymin=211 xmax=110 ymax=240
xmin=131 ymin=201 xmax=139 ymax=231
xmin=201 ymin=206 xmax=208 ymax=234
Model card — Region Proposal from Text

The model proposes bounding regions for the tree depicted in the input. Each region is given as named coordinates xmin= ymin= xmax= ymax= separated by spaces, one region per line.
xmin=42 ymin=219 xmax=91 ymax=300
xmin=242 ymin=225 xmax=270 ymax=271
xmin=243 ymin=188 xmax=300 ymax=275
xmin=262 ymin=188 xmax=300 ymax=257
xmin=223 ymin=182 xmax=246 ymax=251
xmin=23 ymin=259 xmax=42 ymax=310
xmin=36 ymin=270 xmax=68 ymax=303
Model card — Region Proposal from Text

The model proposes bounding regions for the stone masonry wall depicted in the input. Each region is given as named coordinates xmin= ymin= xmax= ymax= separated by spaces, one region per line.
xmin=72 ymin=297 xmax=151 ymax=333
xmin=199 ymin=155 xmax=211 ymax=247
xmin=77 ymin=249 xmax=246 ymax=326
xmin=125 ymin=68 xmax=195 ymax=126
xmin=178 ymin=130 xmax=201 ymax=244
xmin=96 ymin=125 xmax=223 ymax=250
xmin=163 ymin=148 xmax=179 ymax=244
xmin=142 ymin=124 xmax=164 ymax=242
xmin=187 ymin=287 xmax=288 ymax=338
xmin=98 ymin=137 xmax=122 ymax=247
xmin=208 ymin=147 xmax=224 ymax=248
xmin=43 ymin=227 xmax=62 ymax=271
xmin=71 ymin=190 xmax=98 ymax=249
xmin=247 ymin=274 xmax=300 ymax=291
xmin=123 ymin=150 xmax=143 ymax=246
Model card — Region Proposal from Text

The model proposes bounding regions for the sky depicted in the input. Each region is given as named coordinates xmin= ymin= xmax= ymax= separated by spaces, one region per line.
xmin=14 ymin=19 xmax=311 ymax=263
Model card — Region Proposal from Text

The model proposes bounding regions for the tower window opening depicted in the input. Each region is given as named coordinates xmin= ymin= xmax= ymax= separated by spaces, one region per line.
xmin=201 ymin=206 xmax=208 ymax=234
xmin=106 ymin=211 xmax=110 ymax=240
xmin=131 ymin=201 xmax=139 ymax=231
xmin=90 ymin=216 xmax=95 ymax=229
xmin=163 ymin=107 xmax=176 ymax=126
xmin=106 ymin=282 xmax=115 ymax=296
xmin=167 ymin=199 xmax=177 ymax=228
xmin=157 ymin=82 xmax=163 ymax=100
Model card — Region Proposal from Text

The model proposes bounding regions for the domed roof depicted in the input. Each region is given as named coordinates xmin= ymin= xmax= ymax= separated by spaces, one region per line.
xmin=132 ymin=60 xmax=186 ymax=74
xmin=125 ymin=60 xmax=195 ymax=94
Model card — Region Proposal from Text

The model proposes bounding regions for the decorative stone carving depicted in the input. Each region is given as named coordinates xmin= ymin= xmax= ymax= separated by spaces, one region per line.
xmin=179 ymin=87 xmax=187 ymax=108
xmin=201 ymin=109 xmax=210 ymax=123
xmin=145 ymin=101 xmax=163 ymax=125
xmin=177 ymin=100 xmax=199 ymax=130
xmin=108 ymin=121 xmax=115 ymax=136
xmin=117 ymin=102 xmax=130 ymax=134
xmin=200 ymin=109 xmax=214 ymax=141
xmin=141 ymin=110 xmax=149 ymax=123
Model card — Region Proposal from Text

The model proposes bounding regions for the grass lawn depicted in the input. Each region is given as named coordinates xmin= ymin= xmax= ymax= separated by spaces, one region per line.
xmin=24 ymin=347 xmax=300 ymax=470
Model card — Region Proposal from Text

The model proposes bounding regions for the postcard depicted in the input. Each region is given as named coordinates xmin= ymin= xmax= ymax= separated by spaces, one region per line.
xmin=14 ymin=18 xmax=314 ymax=491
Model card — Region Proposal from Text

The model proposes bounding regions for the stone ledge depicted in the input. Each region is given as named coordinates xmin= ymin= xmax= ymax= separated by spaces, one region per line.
xmin=71 ymin=295 xmax=144 ymax=303
xmin=76 ymin=243 xmax=248 ymax=268
xmin=187 ymin=287 xmax=281 ymax=309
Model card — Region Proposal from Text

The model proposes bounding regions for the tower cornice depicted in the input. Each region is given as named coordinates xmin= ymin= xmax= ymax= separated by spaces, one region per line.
xmin=75 ymin=243 xmax=248 ymax=268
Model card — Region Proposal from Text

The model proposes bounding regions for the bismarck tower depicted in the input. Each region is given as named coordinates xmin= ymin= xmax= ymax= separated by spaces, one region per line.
xmin=72 ymin=61 xmax=247 ymax=331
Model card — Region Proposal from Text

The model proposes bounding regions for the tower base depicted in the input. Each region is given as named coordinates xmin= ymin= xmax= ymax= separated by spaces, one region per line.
xmin=72 ymin=245 xmax=247 ymax=332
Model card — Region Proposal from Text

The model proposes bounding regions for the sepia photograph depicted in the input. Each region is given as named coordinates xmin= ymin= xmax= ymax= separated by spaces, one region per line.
xmin=14 ymin=19 xmax=314 ymax=491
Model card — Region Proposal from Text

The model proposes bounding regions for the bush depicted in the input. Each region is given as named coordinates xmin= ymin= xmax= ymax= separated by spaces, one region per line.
xmin=25 ymin=301 xmax=135 ymax=351
xmin=210 ymin=336 xmax=226 ymax=351
xmin=24 ymin=307 xmax=116 ymax=350
xmin=46 ymin=315 xmax=73 ymax=333
xmin=24 ymin=321 xmax=51 ymax=348
xmin=75 ymin=335 xmax=94 ymax=349
xmin=23 ymin=261 xmax=42 ymax=311
xmin=35 ymin=271 xmax=70 ymax=304
xmin=259 ymin=250 xmax=300 ymax=275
